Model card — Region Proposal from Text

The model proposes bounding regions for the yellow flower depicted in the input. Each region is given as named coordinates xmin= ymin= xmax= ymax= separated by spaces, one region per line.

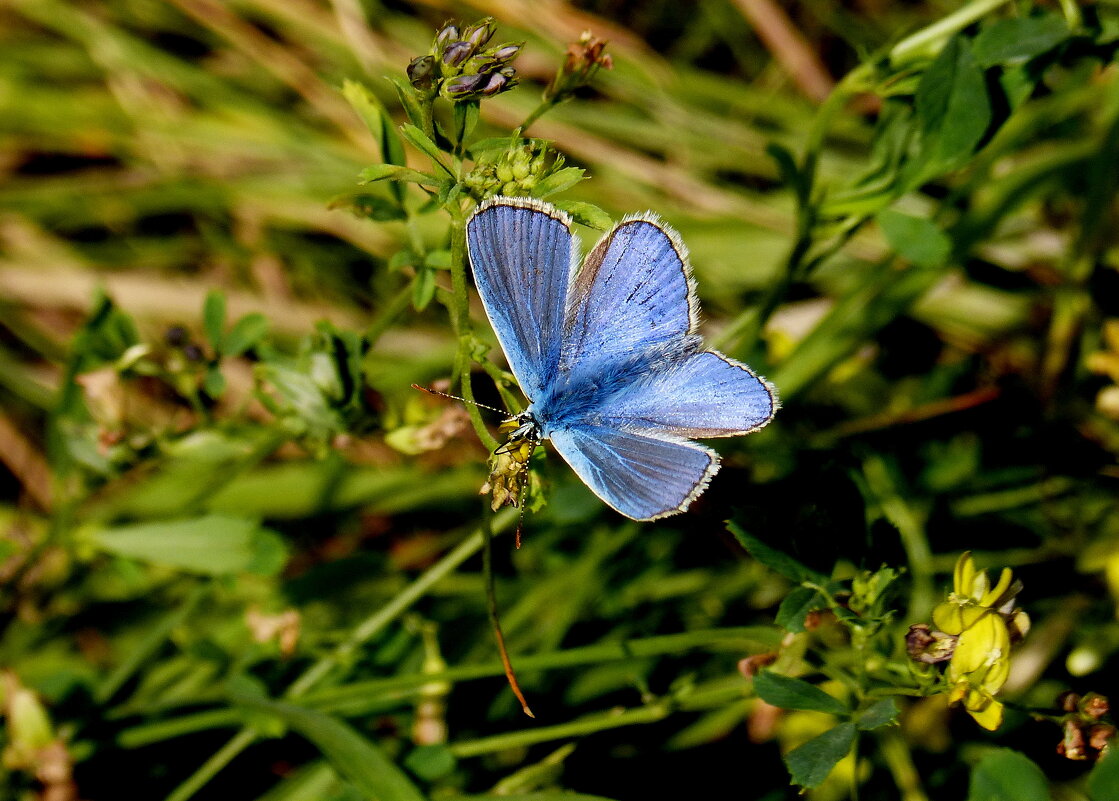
xmin=931 ymin=552 xmax=1024 ymax=731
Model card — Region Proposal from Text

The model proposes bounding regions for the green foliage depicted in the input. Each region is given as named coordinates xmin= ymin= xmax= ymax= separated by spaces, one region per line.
xmin=754 ymin=671 xmax=848 ymax=716
xmin=967 ymin=749 xmax=1051 ymax=801
xmin=2 ymin=1 xmax=1118 ymax=800
xmin=90 ymin=515 xmax=287 ymax=576
xmin=784 ymin=722 xmax=857 ymax=789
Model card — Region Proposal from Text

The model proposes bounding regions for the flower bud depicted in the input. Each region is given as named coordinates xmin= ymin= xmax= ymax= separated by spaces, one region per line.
xmin=165 ymin=325 xmax=189 ymax=348
xmin=1088 ymin=723 xmax=1116 ymax=752
xmin=461 ymin=18 xmax=495 ymax=49
xmin=441 ymin=73 xmax=486 ymax=100
xmin=491 ymin=43 xmax=522 ymax=62
xmin=480 ymin=71 xmax=509 ymax=96
xmin=434 ymin=23 xmax=459 ymax=48
xmin=407 ymin=55 xmax=436 ymax=89
xmin=442 ymin=40 xmax=474 ymax=68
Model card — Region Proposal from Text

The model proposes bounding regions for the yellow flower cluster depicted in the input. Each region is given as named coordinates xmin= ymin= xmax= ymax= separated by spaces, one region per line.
xmin=930 ymin=553 xmax=1029 ymax=730
xmin=480 ymin=418 xmax=536 ymax=512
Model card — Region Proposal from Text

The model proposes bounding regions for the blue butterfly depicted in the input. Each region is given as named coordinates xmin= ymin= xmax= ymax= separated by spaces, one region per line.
xmin=466 ymin=196 xmax=778 ymax=521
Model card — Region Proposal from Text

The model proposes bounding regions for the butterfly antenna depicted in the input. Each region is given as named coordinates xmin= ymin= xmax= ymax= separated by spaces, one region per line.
xmin=410 ymin=383 xmax=510 ymax=416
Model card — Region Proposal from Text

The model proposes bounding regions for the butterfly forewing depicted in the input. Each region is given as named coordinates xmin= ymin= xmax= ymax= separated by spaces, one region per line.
xmin=560 ymin=218 xmax=698 ymax=380
xmin=466 ymin=198 xmax=575 ymax=403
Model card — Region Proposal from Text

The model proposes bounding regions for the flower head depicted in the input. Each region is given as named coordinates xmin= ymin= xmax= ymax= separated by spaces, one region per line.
xmin=408 ymin=18 xmax=521 ymax=102
xmin=544 ymin=31 xmax=613 ymax=104
xmin=909 ymin=552 xmax=1029 ymax=731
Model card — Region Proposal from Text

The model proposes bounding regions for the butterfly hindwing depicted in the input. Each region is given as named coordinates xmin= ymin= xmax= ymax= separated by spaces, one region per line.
xmin=466 ymin=198 xmax=575 ymax=403
xmin=547 ymin=424 xmax=718 ymax=521
xmin=595 ymin=350 xmax=778 ymax=438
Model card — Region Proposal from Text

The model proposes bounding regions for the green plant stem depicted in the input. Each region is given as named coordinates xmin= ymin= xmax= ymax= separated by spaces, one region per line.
xmin=287 ymin=513 xmax=512 ymax=698
xmin=164 ymin=729 xmax=257 ymax=801
xmin=366 ymin=284 xmax=413 ymax=348
xmin=520 ymin=98 xmax=555 ymax=133
xmin=122 ymin=626 xmax=775 ymax=746
xmin=95 ymin=582 xmax=208 ymax=704
xmin=889 ymin=0 xmax=1018 ymax=64
xmin=163 ymin=512 xmax=513 ymax=801
xmin=448 ymin=683 xmax=745 ymax=758
xmin=880 ymin=731 xmax=930 ymax=801
xmin=446 ymin=206 xmax=498 ymax=450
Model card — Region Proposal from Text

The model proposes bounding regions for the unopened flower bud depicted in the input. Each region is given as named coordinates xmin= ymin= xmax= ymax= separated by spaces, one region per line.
xmin=435 ymin=23 xmax=459 ymax=48
xmin=441 ymin=73 xmax=486 ymax=100
xmin=906 ymin=623 xmax=955 ymax=664
xmin=407 ymin=55 xmax=436 ymax=89
xmin=165 ymin=325 xmax=189 ymax=348
xmin=480 ymin=71 xmax=509 ymax=96
xmin=1059 ymin=690 xmax=1082 ymax=713
xmin=491 ymin=43 xmax=522 ymax=62
xmin=442 ymin=40 xmax=474 ymax=68
xmin=1082 ymin=693 xmax=1110 ymax=720
xmin=462 ymin=19 xmax=495 ymax=49
xmin=1088 ymin=723 xmax=1116 ymax=753
xmin=1059 ymin=719 xmax=1089 ymax=760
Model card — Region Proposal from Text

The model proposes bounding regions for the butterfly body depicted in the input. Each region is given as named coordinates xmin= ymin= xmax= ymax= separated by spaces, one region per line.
xmin=467 ymin=197 xmax=777 ymax=521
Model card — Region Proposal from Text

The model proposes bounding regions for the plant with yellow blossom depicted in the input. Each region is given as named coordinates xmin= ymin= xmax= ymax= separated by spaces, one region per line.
xmin=911 ymin=553 xmax=1030 ymax=730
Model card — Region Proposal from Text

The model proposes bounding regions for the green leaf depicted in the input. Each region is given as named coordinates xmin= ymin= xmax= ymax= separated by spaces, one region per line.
xmin=91 ymin=515 xmax=288 ymax=576
xmin=973 ymin=15 xmax=1069 ymax=67
xmin=389 ymin=251 xmax=418 ymax=271
xmin=389 ymin=76 xmax=426 ymax=132
xmin=231 ymin=696 xmax=427 ymax=801
xmin=424 ymin=249 xmax=452 ymax=269
xmin=1088 ymin=750 xmax=1119 ymax=801
xmin=359 ymin=164 xmax=440 ymax=186
xmin=342 ymin=79 xmax=406 ymax=167
xmin=202 ymin=365 xmax=226 ymax=398
xmin=875 ymin=209 xmax=952 ymax=268
xmin=775 ymin=586 xmax=825 ymax=633
xmin=453 ymin=100 xmax=480 ymax=145
xmin=400 ymin=124 xmax=452 ymax=174
xmin=532 ymin=167 xmax=586 ymax=198
xmin=334 ymin=192 xmax=407 ymax=221
xmin=403 ymin=744 xmax=456 ymax=782
xmin=967 ymin=749 xmax=1051 ymax=801
xmin=726 ymin=520 xmax=827 ymax=583
xmin=202 ymin=290 xmax=226 ymax=351
xmin=784 ymin=722 xmax=857 ymax=789
xmin=552 ymin=200 xmax=612 ymax=231
xmin=913 ymin=36 xmax=991 ymax=176
xmin=856 ymin=698 xmax=899 ymax=730
xmin=753 ymin=670 xmax=848 ymax=716
xmin=999 ymin=65 xmax=1037 ymax=110
xmin=412 ymin=266 xmax=436 ymax=311
xmin=223 ymin=313 xmax=268 ymax=357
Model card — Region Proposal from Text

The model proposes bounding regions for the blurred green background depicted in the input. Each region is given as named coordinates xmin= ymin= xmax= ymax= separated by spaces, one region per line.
xmin=2 ymin=1 xmax=1119 ymax=800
